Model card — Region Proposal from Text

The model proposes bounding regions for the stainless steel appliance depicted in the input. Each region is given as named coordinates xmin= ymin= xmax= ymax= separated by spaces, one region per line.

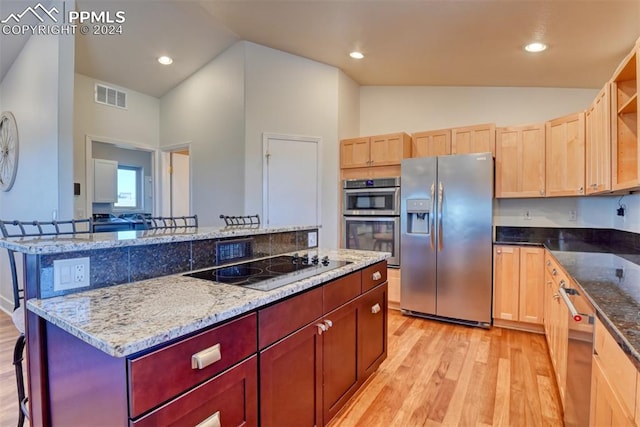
xmin=342 ymin=177 xmax=400 ymax=266
xmin=559 ymin=281 xmax=594 ymax=427
xmin=401 ymin=153 xmax=493 ymax=326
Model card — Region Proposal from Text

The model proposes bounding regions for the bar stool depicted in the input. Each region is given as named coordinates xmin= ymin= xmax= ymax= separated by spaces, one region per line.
xmin=0 ymin=218 xmax=93 ymax=427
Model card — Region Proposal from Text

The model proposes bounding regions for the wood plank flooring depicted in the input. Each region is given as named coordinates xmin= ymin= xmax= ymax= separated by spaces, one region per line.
xmin=1 ymin=310 xmax=24 ymax=427
xmin=330 ymin=310 xmax=563 ymax=427
xmin=0 ymin=309 xmax=562 ymax=427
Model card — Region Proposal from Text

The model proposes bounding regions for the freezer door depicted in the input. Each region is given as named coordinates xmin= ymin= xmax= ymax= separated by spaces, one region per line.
xmin=436 ymin=153 xmax=493 ymax=323
xmin=400 ymin=157 xmax=437 ymax=315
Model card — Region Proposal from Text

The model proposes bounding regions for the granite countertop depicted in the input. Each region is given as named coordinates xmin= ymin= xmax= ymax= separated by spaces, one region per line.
xmin=27 ymin=249 xmax=387 ymax=358
xmin=0 ymin=224 xmax=318 ymax=254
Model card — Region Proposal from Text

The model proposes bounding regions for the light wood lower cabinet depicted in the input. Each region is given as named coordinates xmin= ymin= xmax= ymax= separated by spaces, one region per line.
xmin=589 ymin=319 xmax=637 ymax=427
xmin=493 ymin=245 xmax=544 ymax=328
xmin=544 ymin=252 xmax=568 ymax=408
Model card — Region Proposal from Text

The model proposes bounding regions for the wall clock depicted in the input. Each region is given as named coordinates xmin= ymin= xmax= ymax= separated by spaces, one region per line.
xmin=0 ymin=111 xmax=19 ymax=192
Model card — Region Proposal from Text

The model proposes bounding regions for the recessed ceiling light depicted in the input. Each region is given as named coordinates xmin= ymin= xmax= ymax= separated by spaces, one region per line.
xmin=158 ymin=56 xmax=173 ymax=65
xmin=349 ymin=51 xmax=364 ymax=59
xmin=524 ymin=42 xmax=547 ymax=53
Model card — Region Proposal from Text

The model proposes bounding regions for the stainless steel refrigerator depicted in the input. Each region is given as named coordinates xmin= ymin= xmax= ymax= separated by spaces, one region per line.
xmin=400 ymin=153 xmax=493 ymax=327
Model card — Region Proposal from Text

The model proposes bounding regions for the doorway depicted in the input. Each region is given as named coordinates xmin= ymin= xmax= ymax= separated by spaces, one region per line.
xmin=161 ymin=146 xmax=191 ymax=217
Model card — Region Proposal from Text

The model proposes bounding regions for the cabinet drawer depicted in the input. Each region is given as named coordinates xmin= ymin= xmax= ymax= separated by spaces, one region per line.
xmin=259 ymin=286 xmax=323 ymax=349
xmin=362 ymin=261 xmax=387 ymax=292
xmin=323 ymin=272 xmax=361 ymax=313
xmin=129 ymin=313 xmax=257 ymax=418
xmin=594 ymin=319 xmax=637 ymax=416
xmin=132 ymin=355 xmax=258 ymax=427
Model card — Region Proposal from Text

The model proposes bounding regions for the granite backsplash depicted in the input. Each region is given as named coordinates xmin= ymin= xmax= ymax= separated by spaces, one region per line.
xmin=496 ymin=226 xmax=640 ymax=255
xmin=37 ymin=229 xmax=317 ymax=299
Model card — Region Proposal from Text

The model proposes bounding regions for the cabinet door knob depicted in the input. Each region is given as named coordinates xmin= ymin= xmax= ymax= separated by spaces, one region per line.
xmin=578 ymin=186 xmax=584 ymax=194
xmin=371 ymin=303 xmax=381 ymax=314
xmin=191 ymin=343 xmax=222 ymax=370
xmin=539 ymin=189 xmax=544 ymax=195
xmin=372 ymin=271 xmax=382 ymax=281
xmin=196 ymin=411 xmax=221 ymax=427
xmin=316 ymin=323 xmax=327 ymax=335
xmin=324 ymin=319 xmax=333 ymax=329
xmin=496 ymin=249 xmax=502 ymax=254
xmin=552 ymin=268 xmax=557 ymax=276
xmin=546 ymin=260 xmax=551 ymax=266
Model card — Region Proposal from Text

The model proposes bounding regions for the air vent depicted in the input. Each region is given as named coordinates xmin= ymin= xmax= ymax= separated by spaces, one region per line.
xmin=95 ymin=83 xmax=127 ymax=109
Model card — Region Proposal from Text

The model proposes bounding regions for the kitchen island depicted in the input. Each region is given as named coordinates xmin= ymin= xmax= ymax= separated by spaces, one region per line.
xmin=1 ymin=225 xmax=389 ymax=426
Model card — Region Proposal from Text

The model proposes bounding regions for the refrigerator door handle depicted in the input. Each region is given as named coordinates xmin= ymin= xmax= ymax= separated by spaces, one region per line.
xmin=438 ymin=181 xmax=444 ymax=251
xmin=430 ymin=182 xmax=435 ymax=250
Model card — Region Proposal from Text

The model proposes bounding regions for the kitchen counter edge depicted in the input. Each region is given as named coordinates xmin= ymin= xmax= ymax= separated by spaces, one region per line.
xmin=0 ymin=224 xmax=319 ymax=254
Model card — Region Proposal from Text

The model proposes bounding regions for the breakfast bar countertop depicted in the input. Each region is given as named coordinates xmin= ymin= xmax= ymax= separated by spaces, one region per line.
xmin=26 ymin=249 xmax=388 ymax=358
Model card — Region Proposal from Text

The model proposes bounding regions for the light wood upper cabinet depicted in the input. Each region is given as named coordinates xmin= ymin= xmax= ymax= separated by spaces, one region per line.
xmin=411 ymin=129 xmax=451 ymax=157
xmin=493 ymin=245 xmax=543 ymax=325
xmin=586 ymin=84 xmax=612 ymax=195
xmin=611 ymin=43 xmax=640 ymax=192
xmin=340 ymin=133 xmax=410 ymax=169
xmin=545 ymin=112 xmax=586 ymax=197
xmin=496 ymin=124 xmax=545 ymax=198
xmin=451 ymin=123 xmax=496 ymax=156
xmin=340 ymin=137 xmax=371 ymax=168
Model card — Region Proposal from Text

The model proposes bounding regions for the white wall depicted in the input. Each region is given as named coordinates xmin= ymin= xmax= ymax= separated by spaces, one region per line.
xmin=611 ymin=194 xmax=640 ymax=233
xmin=244 ymin=42 xmax=341 ymax=247
xmin=0 ymin=13 xmax=75 ymax=311
xmin=74 ymin=73 xmax=160 ymax=218
xmin=160 ymin=43 xmax=246 ymax=226
xmin=360 ymin=86 xmax=598 ymax=134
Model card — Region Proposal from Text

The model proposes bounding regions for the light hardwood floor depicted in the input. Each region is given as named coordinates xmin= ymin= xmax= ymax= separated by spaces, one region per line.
xmin=1 ymin=310 xmax=23 ymax=427
xmin=330 ymin=310 xmax=563 ymax=427
xmin=0 ymin=309 xmax=562 ymax=427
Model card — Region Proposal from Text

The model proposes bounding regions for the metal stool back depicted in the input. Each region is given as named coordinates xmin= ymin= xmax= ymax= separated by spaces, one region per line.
xmin=0 ymin=218 xmax=93 ymax=427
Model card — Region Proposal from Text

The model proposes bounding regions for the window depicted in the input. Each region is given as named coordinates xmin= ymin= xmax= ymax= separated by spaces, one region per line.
xmin=114 ymin=165 xmax=142 ymax=209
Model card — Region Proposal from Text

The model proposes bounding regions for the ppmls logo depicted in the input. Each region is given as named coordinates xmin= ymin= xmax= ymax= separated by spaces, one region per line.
xmin=1 ymin=3 xmax=59 ymax=24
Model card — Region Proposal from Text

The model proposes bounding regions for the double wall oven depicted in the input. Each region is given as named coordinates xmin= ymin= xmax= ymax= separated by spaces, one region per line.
xmin=342 ymin=177 xmax=400 ymax=266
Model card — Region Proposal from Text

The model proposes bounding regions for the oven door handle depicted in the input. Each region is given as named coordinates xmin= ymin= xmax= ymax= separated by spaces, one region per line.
xmin=559 ymin=287 xmax=585 ymax=322
xmin=343 ymin=187 xmax=398 ymax=194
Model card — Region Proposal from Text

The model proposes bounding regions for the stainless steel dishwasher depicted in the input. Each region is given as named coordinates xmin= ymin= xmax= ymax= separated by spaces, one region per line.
xmin=559 ymin=279 xmax=595 ymax=427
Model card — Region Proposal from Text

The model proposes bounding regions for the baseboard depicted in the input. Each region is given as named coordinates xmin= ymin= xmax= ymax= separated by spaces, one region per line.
xmin=493 ymin=318 xmax=545 ymax=334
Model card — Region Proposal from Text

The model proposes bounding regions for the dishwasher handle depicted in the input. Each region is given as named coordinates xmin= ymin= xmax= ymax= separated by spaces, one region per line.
xmin=558 ymin=287 xmax=583 ymax=322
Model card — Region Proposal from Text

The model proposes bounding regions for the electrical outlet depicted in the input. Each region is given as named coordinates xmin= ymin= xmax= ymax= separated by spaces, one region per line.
xmin=569 ymin=210 xmax=577 ymax=221
xmin=54 ymin=257 xmax=90 ymax=291
xmin=307 ymin=231 xmax=318 ymax=248
xmin=523 ymin=210 xmax=532 ymax=220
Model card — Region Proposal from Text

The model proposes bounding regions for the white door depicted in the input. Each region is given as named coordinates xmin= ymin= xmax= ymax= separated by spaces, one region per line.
xmin=263 ymin=134 xmax=320 ymax=226
xmin=171 ymin=151 xmax=190 ymax=216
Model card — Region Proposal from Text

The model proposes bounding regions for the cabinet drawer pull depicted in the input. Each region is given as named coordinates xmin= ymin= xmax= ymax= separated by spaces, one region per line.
xmin=196 ymin=411 xmax=221 ymax=427
xmin=191 ymin=343 xmax=221 ymax=370
xmin=324 ymin=319 xmax=333 ymax=329
xmin=372 ymin=271 xmax=382 ymax=281
xmin=316 ymin=323 xmax=327 ymax=335
xmin=371 ymin=303 xmax=381 ymax=314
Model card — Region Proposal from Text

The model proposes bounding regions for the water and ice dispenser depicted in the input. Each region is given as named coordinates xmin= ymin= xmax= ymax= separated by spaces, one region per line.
xmin=406 ymin=198 xmax=431 ymax=234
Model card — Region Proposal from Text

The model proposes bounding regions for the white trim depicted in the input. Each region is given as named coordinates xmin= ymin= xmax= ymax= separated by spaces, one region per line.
xmin=262 ymin=133 xmax=322 ymax=226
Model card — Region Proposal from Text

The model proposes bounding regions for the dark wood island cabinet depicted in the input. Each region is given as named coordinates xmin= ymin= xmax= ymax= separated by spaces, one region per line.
xmin=36 ymin=260 xmax=388 ymax=427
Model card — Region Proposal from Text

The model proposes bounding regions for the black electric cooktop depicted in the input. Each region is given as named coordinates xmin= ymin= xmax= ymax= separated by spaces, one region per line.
xmin=186 ymin=254 xmax=351 ymax=291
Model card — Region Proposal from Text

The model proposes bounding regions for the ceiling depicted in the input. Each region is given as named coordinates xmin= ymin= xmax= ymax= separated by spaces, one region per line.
xmin=4 ymin=1 xmax=640 ymax=98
